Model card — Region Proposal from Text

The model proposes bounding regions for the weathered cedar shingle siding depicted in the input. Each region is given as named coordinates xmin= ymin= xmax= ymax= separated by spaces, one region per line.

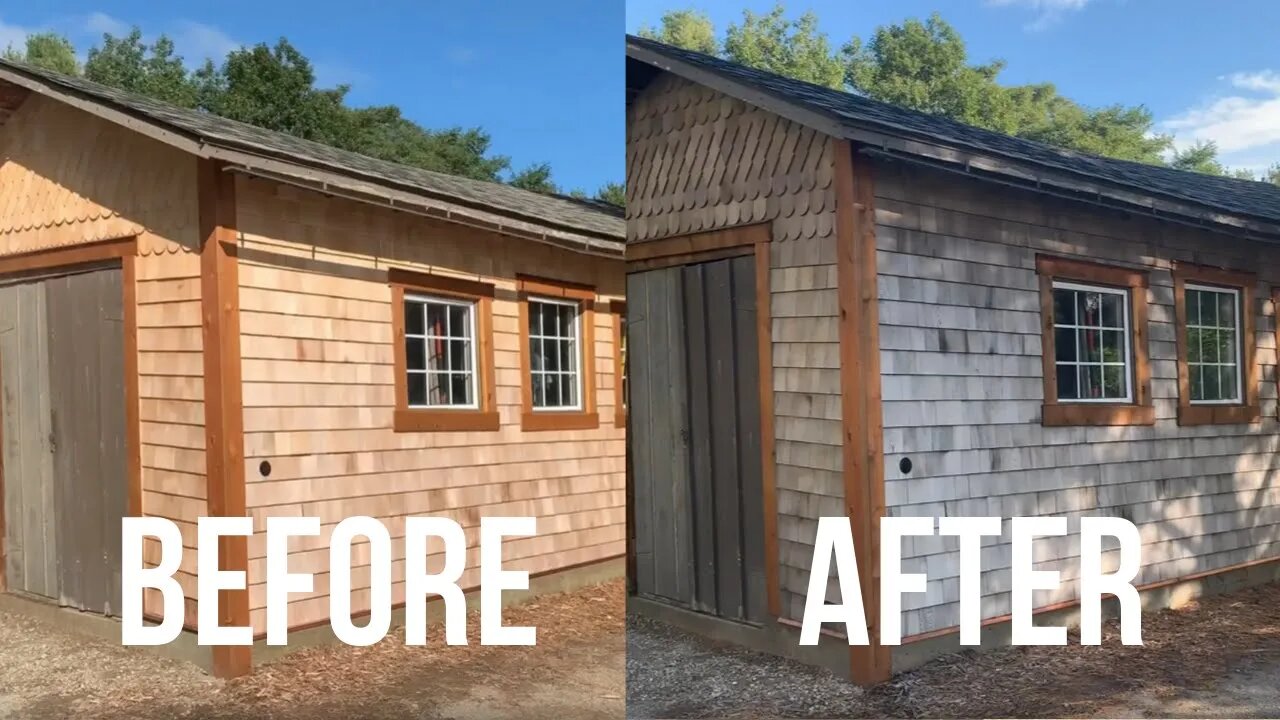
xmin=627 ymin=75 xmax=842 ymax=620
xmin=875 ymin=159 xmax=1280 ymax=639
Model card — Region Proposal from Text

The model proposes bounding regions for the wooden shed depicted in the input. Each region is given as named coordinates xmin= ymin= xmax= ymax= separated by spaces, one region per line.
xmin=0 ymin=58 xmax=626 ymax=677
xmin=625 ymin=36 xmax=1280 ymax=684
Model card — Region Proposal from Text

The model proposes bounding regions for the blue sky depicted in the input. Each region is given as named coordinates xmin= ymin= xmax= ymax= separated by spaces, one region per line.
xmin=0 ymin=1 xmax=623 ymax=193
xmin=628 ymin=0 xmax=1280 ymax=175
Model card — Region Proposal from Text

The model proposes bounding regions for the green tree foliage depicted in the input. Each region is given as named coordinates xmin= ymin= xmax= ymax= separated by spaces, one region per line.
xmin=723 ymin=5 xmax=844 ymax=88
xmin=1265 ymin=164 xmax=1280 ymax=186
xmin=594 ymin=181 xmax=626 ymax=207
xmin=3 ymin=32 xmax=79 ymax=75
xmin=637 ymin=9 xmax=719 ymax=55
xmin=85 ymin=30 xmax=198 ymax=107
xmin=641 ymin=6 xmax=1276 ymax=177
xmin=5 ymin=28 xmax=618 ymax=193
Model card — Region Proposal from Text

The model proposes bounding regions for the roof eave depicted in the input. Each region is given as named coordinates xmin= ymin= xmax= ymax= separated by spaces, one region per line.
xmin=0 ymin=64 xmax=625 ymax=255
xmin=626 ymin=39 xmax=1280 ymax=241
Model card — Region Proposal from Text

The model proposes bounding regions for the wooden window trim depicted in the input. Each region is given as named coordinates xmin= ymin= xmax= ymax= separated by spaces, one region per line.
xmin=390 ymin=268 xmax=499 ymax=432
xmin=1172 ymin=262 xmax=1259 ymax=425
xmin=612 ymin=300 xmax=627 ymax=428
xmin=517 ymin=275 xmax=599 ymax=432
xmin=1036 ymin=254 xmax=1153 ymax=426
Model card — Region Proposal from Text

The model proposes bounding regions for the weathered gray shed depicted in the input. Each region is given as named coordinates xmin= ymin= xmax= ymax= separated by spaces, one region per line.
xmin=625 ymin=35 xmax=1280 ymax=684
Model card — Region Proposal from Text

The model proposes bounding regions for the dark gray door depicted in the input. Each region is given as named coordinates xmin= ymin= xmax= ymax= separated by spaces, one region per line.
xmin=0 ymin=268 xmax=126 ymax=615
xmin=46 ymin=269 xmax=127 ymax=615
xmin=629 ymin=255 xmax=767 ymax=623
xmin=0 ymin=283 xmax=58 ymax=600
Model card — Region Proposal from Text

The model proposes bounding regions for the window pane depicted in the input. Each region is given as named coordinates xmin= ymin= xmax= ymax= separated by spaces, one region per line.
xmin=1102 ymin=365 xmax=1124 ymax=399
xmin=1100 ymin=293 xmax=1123 ymax=328
xmin=449 ymin=305 xmax=471 ymax=338
xmin=426 ymin=303 xmax=448 ymax=335
xmin=1220 ymin=365 xmax=1238 ymax=401
xmin=542 ymin=339 xmax=559 ymax=371
xmin=1101 ymin=330 xmax=1124 ymax=364
xmin=1198 ymin=291 xmax=1217 ymax=328
xmin=1187 ymin=327 xmax=1202 ymax=364
xmin=405 ymin=300 xmax=425 ymax=335
xmin=1218 ymin=292 xmax=1236 ymax=328
xmin=563 ymin=372 xmax=579 ymax=407
xmin=530 ymin=337 xmax=544 ymax=372
xmin=408 ymin=372 xmax=427 ymax=406
xmin=1054 ymin=328 xmax=1076 ymax=362
xmin=1190 ymin=366 xmax=1204 ymax=401
xmin=545 ymin=373 xmax=562 ymax=407
xmin=1077 ymin=292 xmax=1101 ymax=326
xmin=532 ymin=374 xmax=546 ymax=407
xmin=561 ymin=338 xmax=575 ymax=372
xmin=1218 ymin=330 xmax=1235 ymax=365
xmin=1081 ymin=365 xmax=1103 ymax=399
xmin=1056 ymin=363 xmax=1079 ymax=400
xmin=1080 ymin=329 xmax=1101 ymax=363
xmin=1203 ymin=365 xmax=1221 ymax=400
xmin=427 ymin=337 xmax=446 ymax=370
xmin=450 ymin=372 xmax=472 ymax=405
xmin=449 ymin=340 xmax=470 ymax=372
xmin=542 ymin=303 xmax=559 ymax=335
xmin=406 ymin=337 xmax=426 ymax=371
xmin=1053 ymin=289 xmax=1075 ymax=325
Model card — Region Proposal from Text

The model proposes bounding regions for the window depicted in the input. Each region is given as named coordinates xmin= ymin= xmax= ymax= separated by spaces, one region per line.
xmin=390 ymin=269 xmax=498 ymax=432
xmin=1036 ymin=255 xmax=1153 ymax=427
xmin=1051 ymin=282 xmax=1132 ymax=402
xmin=528 ymin=298 xmax=582 ymax=410
xmin=612 ymin=301 xmax=627 ymax=428
xmin=1172 ymin=263 xmax=1258 ymax=425
xmin=517 ymin=275 xmax=599 ymax=431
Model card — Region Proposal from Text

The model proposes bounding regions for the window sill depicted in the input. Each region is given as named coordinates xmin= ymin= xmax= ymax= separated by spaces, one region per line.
xmin=393 ymin=409 xmax=500 ymax=433
xmin=520 ymin=410 xmax=600 ymax=432
xmin=1042 ymin=403 xmax=1155 ymax=427
xmin=1177 ymin=404 xmax=1260 ymax=426
xmin=614 ymin=409 xmax=627 ymax=429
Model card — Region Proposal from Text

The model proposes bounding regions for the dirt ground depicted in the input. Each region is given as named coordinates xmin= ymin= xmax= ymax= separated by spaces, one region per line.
xmin=628 ymin=581 xmax=1280 ymax=719
xmin=0 ymin=580 xmax=625 ymax=720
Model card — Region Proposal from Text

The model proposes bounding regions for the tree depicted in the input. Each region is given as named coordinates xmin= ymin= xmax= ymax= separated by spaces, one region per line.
xmin=637 ymin=9 xmax=718 ymax=55
xmin=1170 ymin=141 xmax=1228 ymax=175
xmin=85 ymin=29 xmax=198 ymax=107
xmin=509 ymin=162 xmax=558 ymax=193
xmin=724 ymin=4 xmax=843 ymax=89
xmin=3 ymin=32 xmax=79 ymax=75
xmin=594 ymin=181 xmax=625 ymax=207
xmin=1265 ymin=164 xmax=1280 ymax=186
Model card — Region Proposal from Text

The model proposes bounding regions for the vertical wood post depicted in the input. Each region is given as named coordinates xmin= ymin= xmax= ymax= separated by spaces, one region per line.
xmin=198 ymin=159 xmax=251 ymax=678
xmin=833 ymin=140 xmax=891 ymax=685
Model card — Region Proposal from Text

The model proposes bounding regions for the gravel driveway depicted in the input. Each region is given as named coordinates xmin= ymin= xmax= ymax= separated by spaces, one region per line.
xmin=0 ymin=580 xmax=625 ymax=720
xmin=627 ymin=581 xmax=1280 ymax=719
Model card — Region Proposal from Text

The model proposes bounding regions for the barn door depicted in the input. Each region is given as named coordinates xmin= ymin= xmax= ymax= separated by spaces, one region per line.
xmin=46 ymin=269 xmax=127 ymax=615
xmin=629 ymin=254 xmax=767 ymax=623
xmin=0 ymin=268 xmax=126 ymax=615
xmin=0 ymin=283 xmax=58 ymax=600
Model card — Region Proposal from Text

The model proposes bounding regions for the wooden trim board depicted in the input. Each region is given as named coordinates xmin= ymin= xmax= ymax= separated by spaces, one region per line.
xmin=1035 ymin=253 xmax=1154 ymax=426
xmin=835 ymin=140 xmax=891 ymax=684
xmin=625 ymin=223 xmax=770 ymax=263
xmin=389 ymin=271 xmax=500 ymax=432
xmin=0 ymin=347 xmax=5 ymax=594
xmin=123 ymin=254 xmax=142 ymax=518
xmin=515 ymin=275 xmax=600 ymax=431
xmin=611 ymin=301 xmax=628 ymax=429
xmin=1171 ymin=262 xmax=1259 ymax=425
xmin=0 ymin=236 xmax=136 ymax=277
xmin=754 ymin=239 xmax=780 ymax=619
xmin=198 ymin=159 xmax=251 ymax=679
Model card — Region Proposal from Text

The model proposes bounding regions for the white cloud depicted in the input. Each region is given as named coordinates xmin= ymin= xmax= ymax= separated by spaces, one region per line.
xmin=0 ymin=17 xmax=37 ymax=52
xmin=1161 ymin=70 xmax=1280 ymax=174
xmin=171 ymin=20 xmax=240 ymax=63
xmin=985 ymin=0 xmax=1095 ymax=30
xmin=82 ymin=11 xmax=129 ymax=38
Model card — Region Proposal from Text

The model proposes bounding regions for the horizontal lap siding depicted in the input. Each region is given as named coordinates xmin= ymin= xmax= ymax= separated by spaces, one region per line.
xmin=236 ymin=180 xmax=625 ymax=633
xmin=874 ymin=161 xmax=1280 ymax=638
xmin=627 ymin=75 xmax=842 ymax=621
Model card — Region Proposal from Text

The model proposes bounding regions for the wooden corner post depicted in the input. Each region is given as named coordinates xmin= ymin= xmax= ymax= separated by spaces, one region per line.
xmin=833 ymin=139 xmax=890 ymax=685
xmin=198 ymin=159 xmax=251 ymax=678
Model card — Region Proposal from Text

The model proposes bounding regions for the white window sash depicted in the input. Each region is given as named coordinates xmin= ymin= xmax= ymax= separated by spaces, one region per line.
xmin=1184 ymin=283 xmax=1242 ymax=405
xmin=404 ymin=293 xmax=480 ymax=410
xmin=528 ymin=296 xmax=584 ymax=412
xmin=1051 ymin=280 xmax=1133 ymax=404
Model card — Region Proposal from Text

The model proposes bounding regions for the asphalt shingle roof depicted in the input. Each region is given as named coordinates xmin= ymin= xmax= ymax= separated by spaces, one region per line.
xmin=0 ymin=57 xmax=623 ymax=241
xmin=628 ymin=35 xmax=1280 ymax=228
